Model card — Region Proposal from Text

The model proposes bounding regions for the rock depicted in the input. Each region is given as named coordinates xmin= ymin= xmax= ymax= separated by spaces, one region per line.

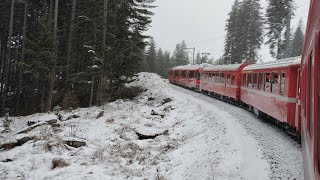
xmin=163 ymin=105 xmax=174 ymax=112
xmin=63 ymin=137 xmax=86 ymax=148
xmin=46 ymin=119 xmax=58 ymax=125
xmin=52 ymin=157 xmax=69 ymax=169
xmin=65 ymin=114 xmax=80 ymax=121
xmin=96 ymin=111 xmax=104 ymax=119
xmin=2 ymin=159 xmax=13 ymax=162
xmin=162 ymin=98 xmax=172 ymax=105
xmin=163 ymin=130 xmax=169 ymax=135
xmin=106 ymin=118 xmax=115 ymax=123
xmin=151 ymin=110 xmax=165 ymax=118
xmin=16 ymin=122 xmax=47 ymax=134
xmin=148 ymin=97 xmax=155 ymax=101
xmin=135 ymin=131 xmax=159 ymax=140
xmin=27 ymin=121 xmax=37 ymax=126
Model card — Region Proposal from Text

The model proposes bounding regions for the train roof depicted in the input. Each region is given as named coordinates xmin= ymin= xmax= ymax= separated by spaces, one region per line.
xmin=180 ymin=65 xmax=201 ymax=70
xmin=171 ymin=64 xmax=209 ymax=71
xmin=203 ymin=63 xmax=244 ymax=71
xmin=243 ymin=56 xmax=301 ymax=71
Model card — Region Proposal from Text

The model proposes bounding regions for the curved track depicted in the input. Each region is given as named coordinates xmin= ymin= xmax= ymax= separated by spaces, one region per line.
xmin=170 ymin=84 xmax=303 ymax=179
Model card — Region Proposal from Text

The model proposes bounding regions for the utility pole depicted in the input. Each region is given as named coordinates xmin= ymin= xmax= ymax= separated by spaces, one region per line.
xmin=284 ymin=12 xmax=291 ymax=58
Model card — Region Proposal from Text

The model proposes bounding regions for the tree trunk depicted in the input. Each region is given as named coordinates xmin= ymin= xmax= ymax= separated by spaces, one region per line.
xmin=41 ymin=86 xmax=45 ymax=113
xmin=47 ymin=0 xmax=59 ymax=112
xmin=16 ymin=0 xmax=28 ymax=115
xmin=66 ymin=0 xmax=76 ymax=82
xmin=1 ymin=0 xmax=15 ymax=115
xmin=89 ymin=22 xmax=97 ymax=107
xmin=97 ymin=0 xmax=109 ymax=106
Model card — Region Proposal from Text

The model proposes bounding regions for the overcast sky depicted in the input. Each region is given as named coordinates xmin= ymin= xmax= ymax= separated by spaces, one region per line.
xmin=147 ymin=0 xmax=310 ymax=62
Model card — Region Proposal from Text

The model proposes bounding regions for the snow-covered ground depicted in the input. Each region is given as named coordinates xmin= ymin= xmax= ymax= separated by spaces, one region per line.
xmin=0 ymin=73 xmax=303 ymax=180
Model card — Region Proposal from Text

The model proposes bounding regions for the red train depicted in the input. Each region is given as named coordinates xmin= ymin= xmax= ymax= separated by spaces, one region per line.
xmin=169 ymin=1 xmax=320 ymax=178
xmin=169 ymin=56 xmax=301 ymax=135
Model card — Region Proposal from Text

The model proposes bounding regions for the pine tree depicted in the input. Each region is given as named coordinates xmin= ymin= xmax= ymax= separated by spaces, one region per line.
xmin=145 ymin=38 xmax=157 ymax=73
xmin=156 ymin=48 xmax=165 ymax=76
xmin=240 ymin=0 xmax=263 ymax=63
xmin=266 ymin=0 xmax=294 ymax=58
xmin=224 ymin=0 xmax=263 ymax=64
xmin=173 ymin=41 xmax=189 ymax=66
xmin=195 ymin=52 xmax=201 ymax=64
xmin=291 ymin=20 xmax=304 ymax=57
xmin=224 ymin=0 xmax=242 ymax=64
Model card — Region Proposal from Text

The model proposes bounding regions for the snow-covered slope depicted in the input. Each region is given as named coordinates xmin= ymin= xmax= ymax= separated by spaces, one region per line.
xmin=0 ymin=73 xmax=302 ymax=179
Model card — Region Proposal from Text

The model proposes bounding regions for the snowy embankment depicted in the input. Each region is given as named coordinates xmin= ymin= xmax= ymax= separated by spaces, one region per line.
xmin=0 ymin=73 xmax=301 ymax=179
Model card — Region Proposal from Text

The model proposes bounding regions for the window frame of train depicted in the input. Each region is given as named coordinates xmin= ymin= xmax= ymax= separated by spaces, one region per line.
xmin=253 ymin=73 xmax=257 ymax=89
xmin=231 ymin=74 xmax=235 ymax=85
xmin=271 ymin=72 xmax=279 ymax=95
xmin=227 ymin=74 xmax=231 ymax=84
xmin=174 ymin=70 xmax=179 ymax=78
xmin=264 ymin=72 xmax=271 ymax=92
xmin=247 ymin=73 xmax=252 ymax=88
xmin=189 ymin=71 xmax=194 ymax=78
xmin=242 ymin=74 xmax=247 ymax=86
xmin=280 ymin=72 xmax=285 ymax=96
xmin=258 ymin=73 xmax=263 ymax=90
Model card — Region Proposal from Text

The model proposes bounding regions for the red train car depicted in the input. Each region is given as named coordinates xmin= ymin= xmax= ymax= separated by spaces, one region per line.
xmin=201 ymin=64 xmax=248 ymax=101
xmin=300 ymin=0 xmax=320 ymax=179
xmin=168 ymin=65 xmax=201 ymax=90
xmin=240 ymin=57 xmax=301 ymax=129
xmin=168 ymin=66 xmax=182 ymax=85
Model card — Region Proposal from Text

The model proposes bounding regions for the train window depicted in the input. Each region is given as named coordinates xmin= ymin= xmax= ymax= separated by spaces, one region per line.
xmin=271 ymin=72 xmax=279 ymax=94
xmin=220 ymin=73 xmax=225 ymax=83
xmin=189 ymin=71 xmax=194 ymax=78
xmin=242 ymin=74 xmax=247 ymax=86
xmin=227 ymin=74 xmax=231 ymax=84
xmin=174 ymin=71 xmax=179 ymax=78
xmin=231 ymin=74 xmax=235 ymax=85
xmin=280 ymin=73 xmax=285 ymax=95
xmin=258 ymin=73 xmax=263 ymax=89
xmin=253 ymin=74 xmax=257 ymax=89
xmin=247 ymin=74 xmax=252 ymax=87
xmin=264 ymin=73 xmax=271 ymax=92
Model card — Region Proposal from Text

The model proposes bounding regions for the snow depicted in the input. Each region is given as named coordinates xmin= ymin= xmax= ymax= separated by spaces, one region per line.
xmin=0 ymin=73 xmax=302 ymax=179
xmin=244 ymin=56 xmax=301 ymax=71
xmin=203 ymin=63 xmax=244 ymax=71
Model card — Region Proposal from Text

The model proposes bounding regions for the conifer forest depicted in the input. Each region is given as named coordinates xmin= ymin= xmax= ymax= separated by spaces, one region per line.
xmin=0 ymin=0 xmax=305 ymax=117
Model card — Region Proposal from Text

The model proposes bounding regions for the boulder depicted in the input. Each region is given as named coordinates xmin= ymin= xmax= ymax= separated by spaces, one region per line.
xmin=52 ymin=157 xmax=69 ymax=169
xmin=96 ymin=111 xmax=104 ymax=119
xmin=65 ymin=114 xmax=80 ymax=121
xmin=46 ymin=119 xmax=58 ymax=125
xmin=162 ymin=98 xmax=172 ymax=105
